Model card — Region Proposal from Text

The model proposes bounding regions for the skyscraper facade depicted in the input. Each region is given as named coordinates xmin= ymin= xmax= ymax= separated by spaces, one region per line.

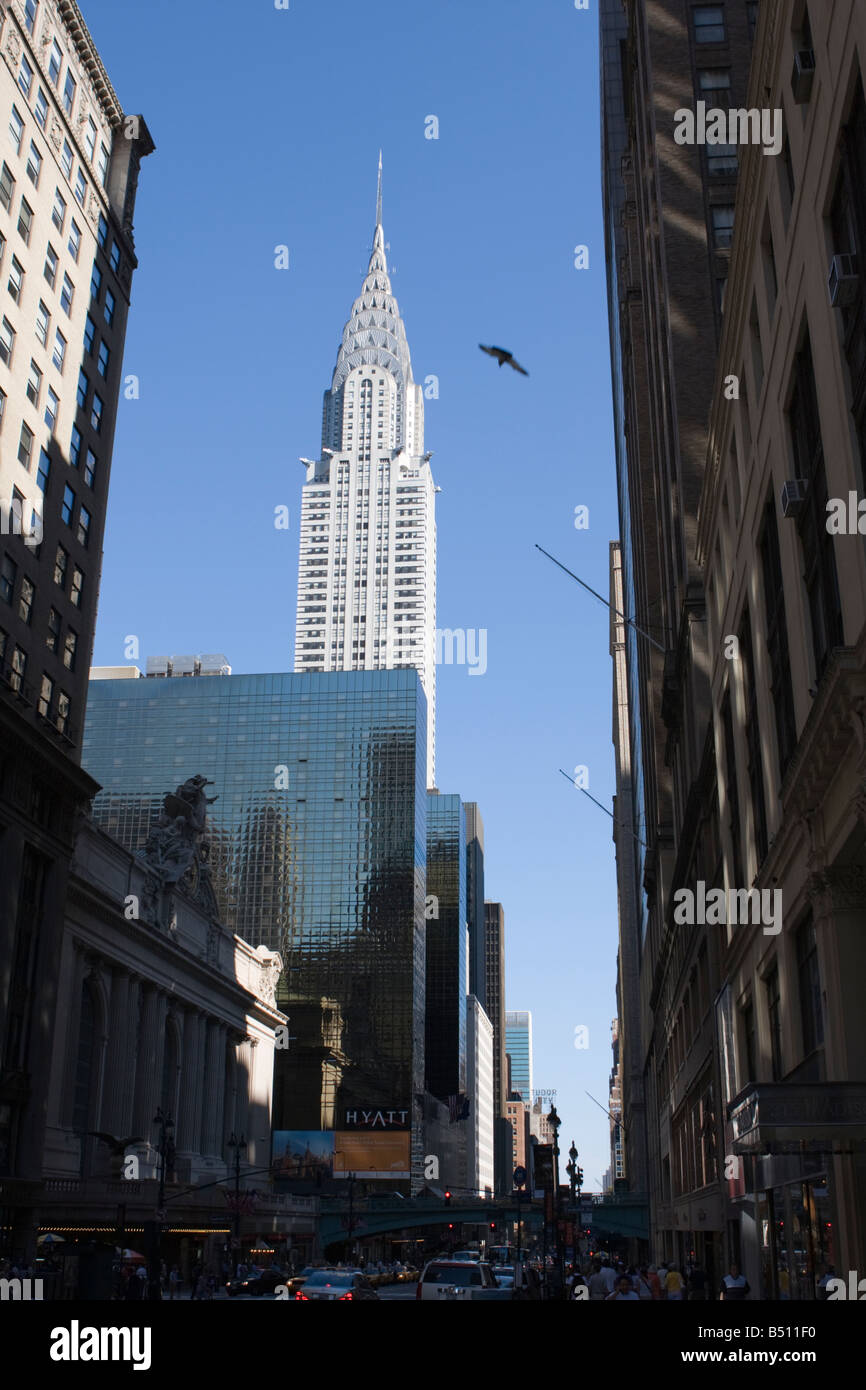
xmin=425 ymin=791 xmax=466 ymax=1103
xmin=0 ymin=0 xmax=151 ymax=1250
xmin=463 ymin=801 xmax=486 ymax=1006
xmin=505 ymin=1010 xmax=532 ymax=1102
xmin=83 ymin=667 xmax=429 ymax=1178
xmin=484 ymin=901 xmax=507 ymax=1119
xmin=293 ymin=160 xmax=437 ymax=786
xmin=466 ymin=994 xmax=494 ymax=1197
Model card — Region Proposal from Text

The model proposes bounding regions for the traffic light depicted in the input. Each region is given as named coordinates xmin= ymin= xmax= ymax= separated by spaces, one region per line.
xmin=444 ymin=1190 xmax=451 ymax=1207
xmin=447 ymin=1223 xmax=454 ymax=1230
xmin=577 ymin=1167 xmax=584 ymax=1187
xmin=489 ymin=1222 xmax=496 ymax=1232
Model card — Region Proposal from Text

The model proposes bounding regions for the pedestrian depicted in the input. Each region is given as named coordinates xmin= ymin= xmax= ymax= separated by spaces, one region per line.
xmin=606 ymin=1274 xmax=639 ymax=1301
xmin=636 ymin=1266 xmax=654 ymax=1300
xmin=646 ymin=1265 xmax=662 ymax=1299
xmin=687 ymin=1263 xmax=707 ymax=1301
xmin=193 ymin=1273 xmax=208 ymax=1300
xmin=587 ymin=1260 xmax=608 ymax=1301
xmin=720 ymin=1263 xmax=750 ymax=1300
xmin=665 ymin=1265 xmax=685 ymax=1301
xmin=169 ymin=1265 xmax=181 ymax=1300
xmin=599 ymin=1259 xmax=617 ymax=1297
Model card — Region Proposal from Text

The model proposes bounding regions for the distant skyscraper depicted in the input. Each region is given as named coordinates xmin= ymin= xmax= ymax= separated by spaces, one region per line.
xmin=293 ymin=157 xmax=437 ymax=785
xmin=505 ymin=1011 xmax=532 ymax=1102
xmin=463 ymin=802 xmax=485 ymax=1006
xmin=0 ymin=0 xmax=151 ymax=1251
xmin=484 ymin=902 xmax=507 ymax=1117
xmin=466 ymin=995 xmax=494 ymax=1198
xmin=425 ymin=792 xmax=466 ymax=1102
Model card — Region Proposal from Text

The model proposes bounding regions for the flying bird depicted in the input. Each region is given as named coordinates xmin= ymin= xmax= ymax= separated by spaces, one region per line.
xmin=479 ymin=344 xmax=529 ymax=375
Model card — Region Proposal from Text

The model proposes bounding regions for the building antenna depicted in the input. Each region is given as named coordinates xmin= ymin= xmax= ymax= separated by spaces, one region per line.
xmin=376 ymin=149 xmax=383 ymax=226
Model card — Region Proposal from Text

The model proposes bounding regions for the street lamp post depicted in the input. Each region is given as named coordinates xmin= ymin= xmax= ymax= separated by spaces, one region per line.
xmin=150 ymin=1108 xmax=175 ymax=1301
xmin=547 ymin=1106 xmax=564 ymax=1299
xmin=227 ymin=1132 xmax=247 ymax=1264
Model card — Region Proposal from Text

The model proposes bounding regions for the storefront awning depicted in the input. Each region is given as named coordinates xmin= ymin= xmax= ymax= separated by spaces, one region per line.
xmin=729 ymin=1082 xmax=866 ymax=1152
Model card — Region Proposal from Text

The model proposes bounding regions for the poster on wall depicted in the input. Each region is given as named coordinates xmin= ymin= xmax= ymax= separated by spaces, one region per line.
xmin=272 ymin=1131 xmax=335 ymax=1181
xmin=334 ymin=1132 xmax=410 ymax=1179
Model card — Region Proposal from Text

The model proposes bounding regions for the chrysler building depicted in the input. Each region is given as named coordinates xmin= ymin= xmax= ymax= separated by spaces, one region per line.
xmin=294 ymin=157 xmax=437 ymax=784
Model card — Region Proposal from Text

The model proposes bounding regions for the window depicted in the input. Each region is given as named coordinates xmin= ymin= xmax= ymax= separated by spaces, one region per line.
xmin=70 ymin=423 xmax=82 ymax=466
xmin=18 ymin=55 xmax=34 ymax=99
xmin=9 ymin=645 xmax=26 ymax=692
xmin=37 ymin=672 xmax=53 ymax=718
xmin=765 ymin=966 xmax=783 ymax=1081
xmin=760 ymin=499 xmax=796 ymax=777
xmin=56 ymin=688 xmax=70 ymax=733
xmin=61 ymin=483 xmax=75 ymax=526
xmin=48 ymin=40 xmax=62 ymax=88
xmin=18 ymin=574 xmax=34 ymax=624
xmin=797 ymin=916 xmax=824 ymax=1056
xmin=68 ymin=219 xmax=81 ymax=262
xmin=76 ymin=368 xmax=88 ymax=410
xmin=44 ymin=386 xmax=58 ymax=433
xmin=46 ymin=606 xmax=60 ymax=652
xmin=740 ymin=1000 xmax=757 ymax=1083
xmin=53 ymin=543 xmax=67 ymax=587
xmin=739 ymin=607 xmax=768 ymax=866
xmin=34 ymin=88 xmax=48 ymax=131
xmin=97 ymin=340 xmax=110 ymax=378
xmin=74 ymin=169 xmax=87 ymax=208
xmin=83 ymin=314 xmax=96 ymax=355
xmin=8 ymin=255 xmax=24 ymax=303
xmin=693 ymin=5 xmax=726 ymax=42
xmin=103 ymin=286 xmax=116 ymax=327
xmin=85 ymin=118 xmax=97 ymax=163
xmin=712 ymin=203 xmax=735 ymax=247
xmin=26 ymin=358 xmax=41 ymax=406
xmin=708 ymin=142 xmax=738 ymax=175
xmin=789 ymin=335 xmax=843 ymax=677
xmin=63 ymin=70 xmax=76 ymax=117
xmin=83 ymin=448 xmax=96 ymax=488
xmin=70 ymin=566 xmax=83 ymax=608
xmin=747 ymin=1 xmax=759 ymax=39
xmin=52 ymin=188 xmax=66 ymax=231
xmin=60 ymin=273 xmax=74 ymax=316
xmin=0 ymin=316 xmax=12 ymax=366
xmin=62 ymin=628 xmax=77 ymax=671
xmin=0 ymin=553 xmax=16 ymax=604
xmin=0 ymin=386 xmax=5 ymax=422
xmin=24 ymin=0 xmax=38 ymax=35
xmin=98 ymin=142 xmax=110 ymax=187
xmin=52 ymin=327 xmax=66 ymax=371
xmin=44 ymin=243 xmax=58 ymax=288
xmin=36 ymin=446 xmax=50 ymax=492
xmin=9 ymin=106 xmax=24 ymax=155
xmin=61 ymin=139 xmax=73 ymax=179
xmin=90 ymin=262 xmax=102 ymax=302
xmin=36 ymin=300 xmax=50 ymax=346
xmin=109 ymin=241 xmax=120 ymax=274
xmin=76 ymin=505 xmax=90 ymax=547
xmin=18 ymin=421 xmax=34 ymax=469
xmin=97 ymin=212 xmax=108 ymax=248
xmin=0 ymin=162 xmax=14 ymax=211
xmin=26 ymin=140 xmax=41 ymax=187
xmin=17 ymin=198 xmax=33 ymax=244
xmin=91 ymin=393 xmax=103 ymax=433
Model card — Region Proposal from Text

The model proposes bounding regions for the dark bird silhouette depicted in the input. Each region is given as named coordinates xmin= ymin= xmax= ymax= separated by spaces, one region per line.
xmin=479 ymin=343 xmax=529 ymax=375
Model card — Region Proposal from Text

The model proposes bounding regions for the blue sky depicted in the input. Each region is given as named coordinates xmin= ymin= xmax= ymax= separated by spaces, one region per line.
xmin=85 ymin=0 xmax=620 ymax=1191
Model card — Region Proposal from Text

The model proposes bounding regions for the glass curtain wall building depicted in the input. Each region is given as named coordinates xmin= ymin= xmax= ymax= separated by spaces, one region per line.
xmin=425 ymin=792 xmax=467 ymax=1103
xmin=82 ymin=668 xmax=427 ymax=1167
xmin=505 ymin=1011 xmax=533 ymax=1102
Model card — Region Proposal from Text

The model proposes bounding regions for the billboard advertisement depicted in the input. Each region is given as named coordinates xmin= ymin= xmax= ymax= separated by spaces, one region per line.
xmin=272 ymin=1131 xmax=334 ymax=1180
xmin=334 ymin=1132 xmax=410 ymax=1179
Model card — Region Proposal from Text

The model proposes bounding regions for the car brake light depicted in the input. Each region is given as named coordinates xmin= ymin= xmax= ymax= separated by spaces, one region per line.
xmin=338 ymin=1292 xmax=354 ymax=1300
xmin=296 ymin=1292 xmax=309 ymax=1300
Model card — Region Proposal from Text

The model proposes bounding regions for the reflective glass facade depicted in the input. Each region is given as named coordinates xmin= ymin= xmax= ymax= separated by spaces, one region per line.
xmin=82 ymin=669 xmax=427 ymax=1146
xmin=505 ymin=1011 xmax=532 ymax=1102
xmin=425 ymin=792 xmax=466 ymax=1101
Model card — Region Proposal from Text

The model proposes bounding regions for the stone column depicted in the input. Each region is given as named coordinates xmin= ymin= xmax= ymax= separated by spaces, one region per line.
xmin=177 ymin=1008 xmax=205 ymax=1155
xmin=132 ymin=985 xmax=168 ymax=1151
xmin=201 ymin=1020 xmax=227 ymax=1156
xmin=102 ymin=968 xmax=134 ymax=1137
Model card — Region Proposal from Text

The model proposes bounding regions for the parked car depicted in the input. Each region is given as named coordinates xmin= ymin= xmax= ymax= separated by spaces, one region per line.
xmin=296 ymin=1270 xmax=380 ymax=1301
xmin=285 ymin=1265 xmax=317 ymax=1297
xmin=416 ymin=1259 xmax=510 ymax=1300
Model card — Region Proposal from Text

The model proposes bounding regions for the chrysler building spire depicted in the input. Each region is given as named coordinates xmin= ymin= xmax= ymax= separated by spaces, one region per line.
xmin=294 ymin=162 xmax=438 ymax=785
